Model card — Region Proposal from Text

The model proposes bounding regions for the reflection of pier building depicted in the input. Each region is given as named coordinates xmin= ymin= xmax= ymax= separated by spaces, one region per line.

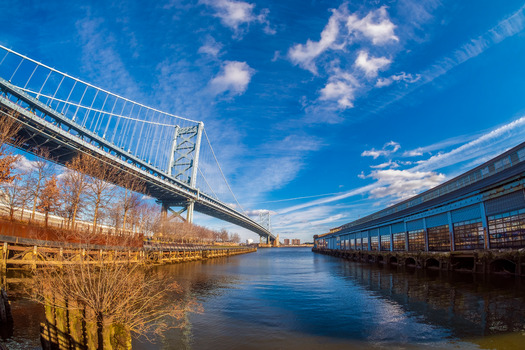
xmin=314 ymin=142 xmax=525 ymax=275
xmin=339 ymin=262 xmax=525 ymax=338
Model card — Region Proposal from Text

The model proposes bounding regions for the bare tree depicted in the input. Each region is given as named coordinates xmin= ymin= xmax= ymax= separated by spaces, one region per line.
xmin=61 ymin=154 xmax=90 ymax=229
xmin=31 ymin=263 xmax=201 ymax=349
xmin=0 ymin=172 xmax=26 ymax=220
xmin=29 ymin=148 xmax=54 ymax=222
xmin=136 ymin=202 xmax=162 ymax=237
xmin=37 ymin=174 xmax=61 ymax=228
xmin=0 ymin=111 xmax=22 ymax=183
xmin=230 ymin=232 xmax=241 ymax=243
xmin=219 ymin=228 xmax=229 ymax=242
xmin=116 ymin=173 xmax=146 ymax=235
xmin=85 ymin=158 xmax=118 ymax=235
xmin=18 ymin=174 xmax=33 ymax=221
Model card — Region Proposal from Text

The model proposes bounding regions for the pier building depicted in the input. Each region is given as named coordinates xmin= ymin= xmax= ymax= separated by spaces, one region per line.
xmin=313 ymin=142 xmax=525 ymax=275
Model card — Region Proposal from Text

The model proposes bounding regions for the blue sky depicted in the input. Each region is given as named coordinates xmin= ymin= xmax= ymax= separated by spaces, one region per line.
xmin=1 ymin=0 xmax=525 ymax=242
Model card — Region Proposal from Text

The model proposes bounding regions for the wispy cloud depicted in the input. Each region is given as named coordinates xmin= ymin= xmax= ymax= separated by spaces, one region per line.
xmin=75 ymin=16 xmax=139 ymax=98
xmin=277 ymin=184 xmax=376 ymax=215
xmin=361 ymin=141 xmax=400 ymax=159
xmin=276 ymin=116 xmax=525 ymax=219
xmin=422 ymin=5 xmax=525 ymax=84
xmin=198 ymin=35 xmax=223 ymax=58
xmin=370 ymin=160 xmax=400 ymax=169
xmin=413 ymin=116 xmax=525 ymax=172
xmin=376 ymin=72 xmax=420 ymax=88
xmin=372 ymin=4 xmax=525 ymax=113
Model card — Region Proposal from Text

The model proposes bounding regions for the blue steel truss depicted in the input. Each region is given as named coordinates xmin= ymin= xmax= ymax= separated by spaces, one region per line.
xmin=0 ymin=48 xmax=274 ymax=240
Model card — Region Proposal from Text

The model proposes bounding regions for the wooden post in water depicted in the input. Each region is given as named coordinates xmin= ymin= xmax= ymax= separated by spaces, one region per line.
xmin=58 ymin=247 xmax=63 ymax=269
xmin=32 ymin=245 xmax=38 ymax=270
xmin=1 ymin=242 xmax=7 ymax=275
xmin=67 ymin=299 xmax=85 ymax=350
xmin=0 ymin=288 xmax=13 ymax=325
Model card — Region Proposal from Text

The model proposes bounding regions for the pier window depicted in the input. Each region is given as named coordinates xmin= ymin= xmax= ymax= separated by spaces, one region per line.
xmin=453 ymin=219 xmax=484 ymax=250
xmin=393 ymin=232 xmax=406 ymax=251
xmin=380 ymin=235 xmax=390 ymax=251
xmin=488 ymin=209 xmax=525 ymax=248
xmin=350 ymin=238 xmax=355 ymax=250
xmin=356 ymin=238 xmax=362 ymax=250
xmin=362 ymin=237 xmax=369 ymax=250
xmin=427 ymin=225 xmax=450 ymax=251
xmin=408 ymin=229 xmax=425 ymax=251
xmin=370 ymin=236 xmax=378 ymax=251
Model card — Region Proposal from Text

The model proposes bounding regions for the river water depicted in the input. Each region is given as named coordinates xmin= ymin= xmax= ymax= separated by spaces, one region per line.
xmin=4 ymin=247 xmax=525 ymax=349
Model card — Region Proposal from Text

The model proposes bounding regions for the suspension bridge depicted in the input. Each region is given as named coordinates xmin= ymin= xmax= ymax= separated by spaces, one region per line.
xmin=0 ymin=45 xmax=275 ymax=242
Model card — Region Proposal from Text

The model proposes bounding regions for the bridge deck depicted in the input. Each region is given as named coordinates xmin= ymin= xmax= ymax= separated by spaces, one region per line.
xmin=0 ymin=78 xmax=274 ymax=239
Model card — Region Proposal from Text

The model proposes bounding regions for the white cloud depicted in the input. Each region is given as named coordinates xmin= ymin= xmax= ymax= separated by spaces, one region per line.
xmin=209 ymin=61 xmax=255 ymax=96
xmin=354 ymin=51 xmax=391 ymax=78
xmin=287 ymin=5 xmax=401 ymax=113
xmin=365 ymin=169 xmax=445 ymax=201
xmin=15 ymin=156 xmax=35 ymax=173
xmin=288 ymin=5 xmax=397 ymax=75
xmin=319 ymin=71 xmax=359 ymax=109
xmin=273 ymin=116 xmax=525 ymax=232
xmin=288 ymin=9 xmax=343 ymax=74
xmin=361 ymin=141 xmax=400 ymax=159
xmin=200 ymin=0 xmax=273 ymax=37
xmin=346 ymin=6 xmax=399 ymax=45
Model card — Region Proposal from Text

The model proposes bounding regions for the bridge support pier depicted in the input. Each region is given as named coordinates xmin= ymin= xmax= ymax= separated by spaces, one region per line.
xmin=186 ymin=200 xmax=194 ymax=223
xmin=161 ymin=203 xmax=169 ymax=234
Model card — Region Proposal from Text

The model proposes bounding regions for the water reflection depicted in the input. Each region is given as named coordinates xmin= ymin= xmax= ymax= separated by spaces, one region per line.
xmin=4 ymin=249 xmax=525 ymax=349
xmin=336 ymin=263 xmax=525 ymax=338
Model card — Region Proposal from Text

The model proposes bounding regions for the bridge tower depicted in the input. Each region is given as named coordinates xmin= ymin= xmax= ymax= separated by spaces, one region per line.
xmin=258 ymin=211 xmax=277 ymax=245
xmin=162 ymin=122 xmax=204 ymax=223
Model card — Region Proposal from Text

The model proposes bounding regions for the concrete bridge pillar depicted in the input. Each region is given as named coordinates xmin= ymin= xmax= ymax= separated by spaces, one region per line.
xmin=186 ymin=200 xmax=195 ymax=223
xmin=161 ymin=203 xmax=169 ymax=234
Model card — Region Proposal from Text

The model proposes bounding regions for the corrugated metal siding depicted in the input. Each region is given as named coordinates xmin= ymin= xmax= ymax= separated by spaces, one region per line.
xmin=485 ymin=190 xmax=525 ymax=216
xmin=426 ymin=213 xmax=448 ymax=228
xmin=406 ymin=219 xmax=424 ymax=231
xmin=391 ymin=222 xmax=405 ymax=233
xmin=379 ymin=226 xmax=390 ymax=235
xmin=451 ymin=204 xmax=481 ymax=223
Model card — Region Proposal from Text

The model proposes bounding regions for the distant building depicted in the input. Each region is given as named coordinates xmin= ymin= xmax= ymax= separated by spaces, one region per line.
xmin=283 ymin=239 xmax=290 ymax=245
xmin=246 ymin=239 xmax=254 ymax=245
xmin=292 ymin=239 xmax=300 ymax=245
